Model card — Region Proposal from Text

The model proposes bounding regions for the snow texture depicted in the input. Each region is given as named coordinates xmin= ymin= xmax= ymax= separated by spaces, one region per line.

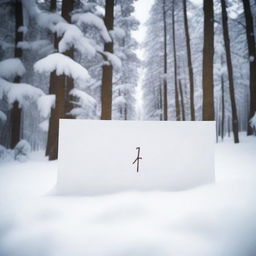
xmin=249 ymin=112 xmax=256 ymax=130
xmin=17 ymin=26 xmax=28 ymax=34
xmin=0 ymin=135 xmax=255 ymax=256
xmin=39 ymin=120 xmax=49 ymax=132
xmin=0 ymin=78 xmax=44 ymax=107
xmin=37 ymin=95 xmax=55 ymax=119
xmin=34 ymin=53 xmax=91 ymax=83
xmin=72 ymin=12 xmax=111 ymax=43
xmin=69 ymin=89 xmax=97 ymax=119
xmin=102 ymin=51 xmax=122 ymax=69
xmin=113 ymin=95 xmax=127 ymax=106
xmin=14 ymin=140 xmax=31 ymax=162
xmin=110 ymin=27 xmax=126 ymax=40
xmin=0 ymin=110 xmax=7 ymax=123
xmin=70 ymin=88 xmax=96 ymax=109
xmin=54 ymin=22 xmax=96 ymax=57
xmin=17 ymin=40 xmax=51 ymax=51
xmin=22 ymin=0 xmax=65 ymax=32
xmin=0 ymin=145 xmax=13 ymax=162
xmin=57 ymin=120 xmax=215 ymax=195
xmin=0 ymin=58 xmax=26 ymax=80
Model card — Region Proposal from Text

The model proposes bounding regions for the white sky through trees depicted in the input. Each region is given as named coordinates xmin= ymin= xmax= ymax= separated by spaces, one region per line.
xmin=133 ymin=0 xmax=154 ymax=119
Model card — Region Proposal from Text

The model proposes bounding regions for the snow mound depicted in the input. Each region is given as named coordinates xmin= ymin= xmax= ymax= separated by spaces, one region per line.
xmin=39 ymin=120 xmax=49 ymax=132
xmin=14 ymin=140 xmax=31 ymax=162
xmin=102 ymin=51 xmax=122 ymax=69
xmin=34 ymin=53 xmax=91 ymax=82
xmin=72 ymin=12 xmax=111 ymax=43
xmin=69 ymin=88 xmax=97 ymax=119
xmin=110 ymin=27 xmax=126 ymax=40
xmin=249 ymin=112 xmax=256 ymax=131
xmin=17 ymin=40 xmax=51 ymax=51
xmin=0 ymin=110 xmax=7 ymax=123
xmin=113 ymin=95 xmax=126 ymax=106
xmin=0 ymin=58 xmax=26 ymax=80
xmin=37 ymin=95 xmax=55 ymax=119
xmin=0 ymin=78 xmax=44 ymax=107
xmin=54 ymin=22 xmax=96 ymax=57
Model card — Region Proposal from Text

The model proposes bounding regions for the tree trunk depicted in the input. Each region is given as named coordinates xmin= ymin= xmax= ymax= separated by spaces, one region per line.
xmin=62 ymin=0 xmax=74 ymax=119
xmin=46 ymin=0 xmax=74 ymax=160
xmin=159 ymin=84 xmax=163 ymax=120
xmin=179 ymin=79 xmax=186 ymax=121
xmin=172 ymin=0 xmax=181 ymax=121
xmin=163 ymin=0 xmax=168 ymax=120
xmin=242 ymin=0 xmax=256 ymax=135
xmin=10 ymin=0 xmax=23 ymax=149
xmin=221 ymin=66 xmax=225 ymax=140
xmin=220 ymin=0 xmax=239 ymax=143
xmin=101 ymin=0 xmax=114 ymax=120
xmin=48 ymin=73 xmax=66 ymax=161
xmin=202 ymin=0 xmax=214 ymax=120
xmin=183 ymin=0 xmax=195 ymax=121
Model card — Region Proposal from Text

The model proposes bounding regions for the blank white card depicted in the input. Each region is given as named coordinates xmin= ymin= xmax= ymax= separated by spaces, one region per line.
xmin=57 ymin=120 xmax=215 ymax=195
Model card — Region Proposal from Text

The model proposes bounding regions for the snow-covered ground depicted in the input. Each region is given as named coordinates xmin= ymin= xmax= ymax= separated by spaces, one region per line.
xmin=0 ymin=134 xmax=255 ymax=256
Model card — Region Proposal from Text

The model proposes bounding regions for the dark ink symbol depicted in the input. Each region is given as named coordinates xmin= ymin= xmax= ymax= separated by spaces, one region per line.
xmin=132 ymin=147 xmax=142 ymax=172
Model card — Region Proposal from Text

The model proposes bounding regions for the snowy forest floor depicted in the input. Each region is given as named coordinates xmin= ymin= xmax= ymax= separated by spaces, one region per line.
xmin=0 ymin=134 xmax=256 ymax=256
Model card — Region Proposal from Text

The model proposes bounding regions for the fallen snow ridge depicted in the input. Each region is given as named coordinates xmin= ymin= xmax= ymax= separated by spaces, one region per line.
xmin=0 ymin=134 xmax=255 ymax=256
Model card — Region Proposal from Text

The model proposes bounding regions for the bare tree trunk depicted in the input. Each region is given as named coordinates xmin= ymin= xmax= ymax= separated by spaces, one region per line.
xmin=172 ymin=0 xmax=181 ymax=121
xmin=159 ymin=84 xmax=163 ymax=120
xmin=101 ymin=0 xmax=114 ymax=120
xmin=220 ymin=0 xmax=239 ymax=143
xmin=163 ymin=0 xmax=168 ymax=120
xmin=202 ymin=0 xmax=214 ymax=120
xmin=10 ymin=0 xmax=23 ymax=149
xmin=183 ymin=0 xmax=195 ymax=121
xmin=179 ymin=79 xmax=186 ymax=121
xmin=242 ymin=0 xmax=256 ymax=135
xmin=221 ymin=66 xmax=225 ymax=140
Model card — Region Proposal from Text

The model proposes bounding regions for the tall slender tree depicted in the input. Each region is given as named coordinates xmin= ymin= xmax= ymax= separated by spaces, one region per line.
xmin=182 ymin=0 xmax=195 ymax=121
xmin=172 ymin=0 xmax=181 ymax=121
xmin=46 ymin=0 xmax=74 ymax=160
xmin=46 ymin=0 xmax=57 ymax=157
xmin=179 ymin=79 xmax=186 ymax=121
xmin=101 ymin=0 xmax=114 ymax=120
xmin=221 ymin=63 xmax=225 ymax=140
xmin=10 ymin=0 xmax=23 ymax=149
xmin=202 ymin=0 xmax=214 ymax=120
xmin=62 ymin=0 xmax=75 ymax=119
xmin=163 ymin=0 xmax=168 ymax=120
xmin=220 ymin=0 xmax=239 ymax=143
xmin=242 ymin=0 xmax=256 ymax=135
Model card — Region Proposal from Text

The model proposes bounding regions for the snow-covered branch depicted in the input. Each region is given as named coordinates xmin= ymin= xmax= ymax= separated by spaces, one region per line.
xmin=34 ymin=53 xmax=91 ymax=83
